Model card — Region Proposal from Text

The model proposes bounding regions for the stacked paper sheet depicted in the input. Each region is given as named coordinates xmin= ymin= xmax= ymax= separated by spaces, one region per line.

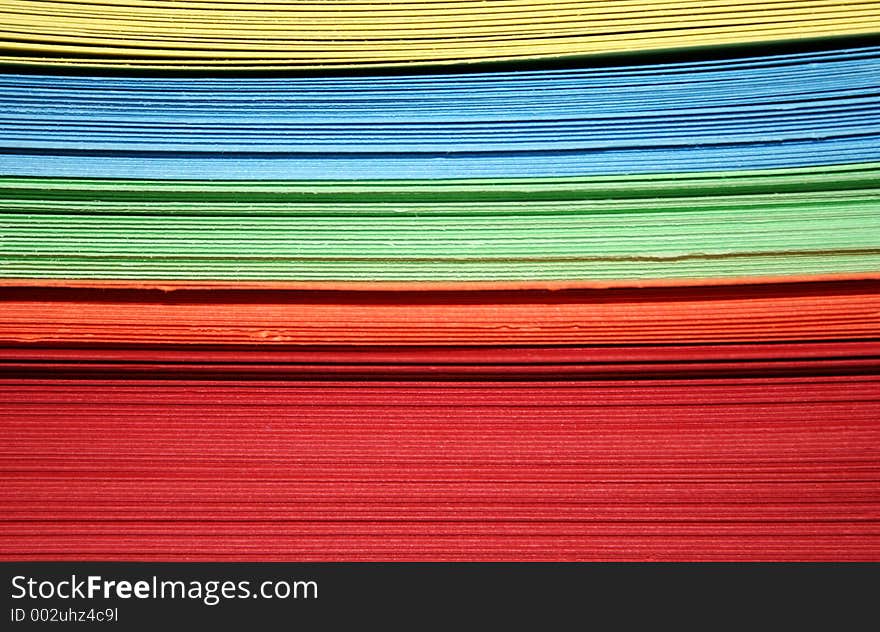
xmin=0 ymin=2 xmax=878 ymax=561
xmin=2 ymin=0 xmax=879 ymax=68
xmin=2 ymin=46 xmax=880 ymax=180
xmin=3 ymin=345 xmax=878 ymax=561
xmin=2 ymin=164 xmax=880 ymax=282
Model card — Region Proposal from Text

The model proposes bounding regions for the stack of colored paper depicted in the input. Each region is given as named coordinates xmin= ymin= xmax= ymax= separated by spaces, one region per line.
xmin=0 ymin=1 xmax=878 ymax=561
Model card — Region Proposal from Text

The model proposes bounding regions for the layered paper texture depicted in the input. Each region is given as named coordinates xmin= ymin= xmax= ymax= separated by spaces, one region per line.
xmin=1 ymin=0 xmax=879 ymax=68
xmin=1 ymin=46 xmax=879 ymax=180
xmin=1 ymin=3 xmax=878 ymax=561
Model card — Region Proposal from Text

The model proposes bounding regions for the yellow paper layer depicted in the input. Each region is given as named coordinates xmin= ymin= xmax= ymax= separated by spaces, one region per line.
xmin=0 ymin=0 xmax=878 ymax=68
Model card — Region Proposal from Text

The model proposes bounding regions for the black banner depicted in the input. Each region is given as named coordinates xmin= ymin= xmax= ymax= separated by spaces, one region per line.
xmin=1 ymin=563 xmax=875 ymax=629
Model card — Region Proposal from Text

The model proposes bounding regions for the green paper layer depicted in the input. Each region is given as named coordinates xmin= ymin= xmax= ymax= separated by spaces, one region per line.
xmin=2 ymin=163 xmax=879 ymax=282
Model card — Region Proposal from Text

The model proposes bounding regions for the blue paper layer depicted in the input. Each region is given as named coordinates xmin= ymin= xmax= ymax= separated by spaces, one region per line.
xmin=0 ymin=46 xmax=878 ymax=179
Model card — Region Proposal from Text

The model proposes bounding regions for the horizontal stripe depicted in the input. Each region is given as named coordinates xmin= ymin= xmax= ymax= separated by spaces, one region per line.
xmin=1 ymin=46 xmax=879 ymax=178
xmin=2 ymin=163 xmax=878 ymax=282
xmin=1 ymin=1 xmax=878 ymax=68
xmin=1 ymin=281 xmax=877 ymax=345
xmin=2 ymin=371 xmax=878 ymax=560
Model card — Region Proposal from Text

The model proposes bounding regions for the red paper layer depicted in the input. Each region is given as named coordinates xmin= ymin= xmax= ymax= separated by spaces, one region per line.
xmin=1 ymin=280 xmax=878 ymax=346
xmin=2 ymin=367 xmax=878 ymax=561
xmin=1 ymin=271 xmax=878 ymax=292
xmin=2 ymin=342 xmax=879 ymax=379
